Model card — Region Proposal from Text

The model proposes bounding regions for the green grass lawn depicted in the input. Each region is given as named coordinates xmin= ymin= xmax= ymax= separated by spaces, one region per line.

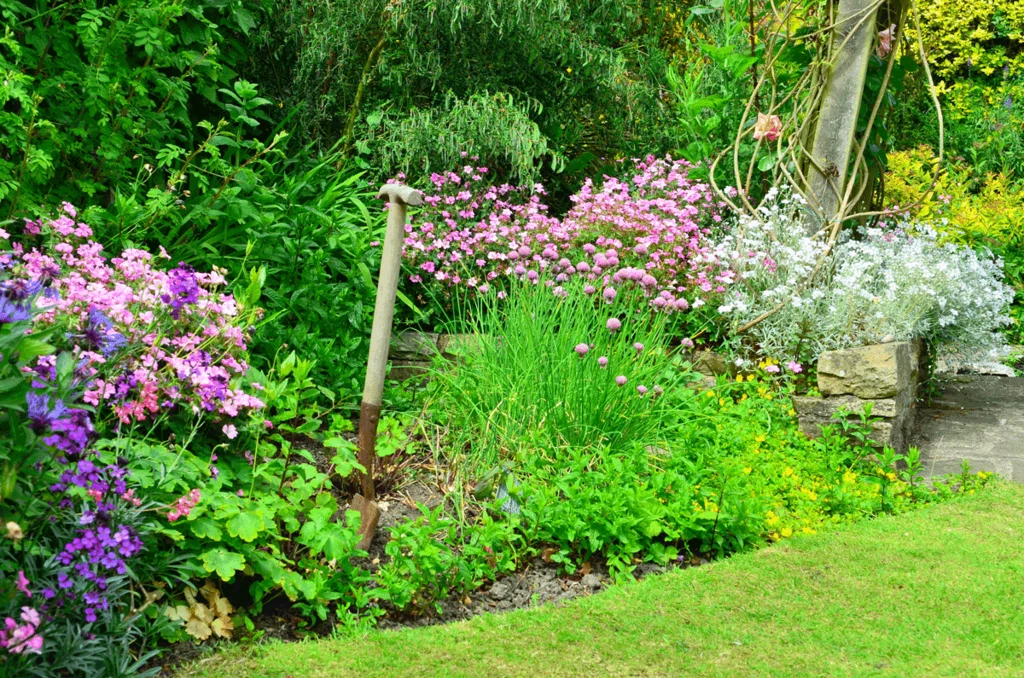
xmin=178 ymin=483 xmax=1024 ymax=678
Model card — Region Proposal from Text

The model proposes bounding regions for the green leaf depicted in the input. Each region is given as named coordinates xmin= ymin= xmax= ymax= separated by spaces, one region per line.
xmin=189 ymin=517 xmax=224 ymax=541
xmin=225 ymin=511 xmax=265 ymax=542
xmin=201 ymin=548 xmax=246 ymax=581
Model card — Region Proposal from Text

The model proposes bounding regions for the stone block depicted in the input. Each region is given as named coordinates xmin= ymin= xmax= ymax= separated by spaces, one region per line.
xmin=438 ymin=333 xmax=486 ymax=358
xmin=390 ymin=331 xmax=439 ymax=360
xmin=388 ymin=361 xmax=432 ymax=383
xmin=817 ymin=341 xmax=920 ymax=399
xmin=791 ymin=394 xmax=904 ymax=420
xmin=691 ymin=350 xmax=733 ymax=377
xmin=798 ymin=412 xmax=911 ymax=451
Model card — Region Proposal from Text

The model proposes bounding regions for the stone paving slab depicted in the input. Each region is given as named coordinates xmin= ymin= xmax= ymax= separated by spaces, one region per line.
xmin=915 ymin=375 xmax=1024 ymax=483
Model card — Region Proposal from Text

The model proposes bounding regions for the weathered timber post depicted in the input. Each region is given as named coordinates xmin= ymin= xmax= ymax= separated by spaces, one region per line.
xmin=351 ymin=183 xmax=423 ymax=551
xmin=804 ymin=0 xmax=881 ymax=231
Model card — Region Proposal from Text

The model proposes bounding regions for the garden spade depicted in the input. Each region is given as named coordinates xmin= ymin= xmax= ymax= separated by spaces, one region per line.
xmin=351 ymin=183 xmax=423 ymax=551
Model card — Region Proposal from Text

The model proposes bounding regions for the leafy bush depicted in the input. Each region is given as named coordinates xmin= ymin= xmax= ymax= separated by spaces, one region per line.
xmin=253 ymin=0 xmax=678 ymax=191
xmin=0 ymin=208 xmax=373 ymax=671
xmin=0 ymin=0 xmax=264 ymax=216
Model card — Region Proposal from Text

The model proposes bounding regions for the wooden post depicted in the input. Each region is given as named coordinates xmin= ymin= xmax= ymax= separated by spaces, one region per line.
xmin=351 ymin=183 xmax=422 ymax=551
xmin=805 ymin=0 xmax=880 ymax=231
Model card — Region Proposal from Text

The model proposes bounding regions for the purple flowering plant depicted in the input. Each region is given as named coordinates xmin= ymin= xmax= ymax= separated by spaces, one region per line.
xmin=0 ymin=206 xmax=280 ymax=672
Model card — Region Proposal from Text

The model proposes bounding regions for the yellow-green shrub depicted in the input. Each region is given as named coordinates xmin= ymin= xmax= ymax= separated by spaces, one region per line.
xmin=914 ymin=0 xmax=1024 ymax=81
xmin=884 ymin=147 xmax=1024 ymax=248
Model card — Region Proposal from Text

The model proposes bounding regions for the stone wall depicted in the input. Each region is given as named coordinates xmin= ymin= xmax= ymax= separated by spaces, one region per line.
xmin=793 ymin=340 xmax=924 ymax=451
xmin=387 ymin=331 xmax=478 ymax=382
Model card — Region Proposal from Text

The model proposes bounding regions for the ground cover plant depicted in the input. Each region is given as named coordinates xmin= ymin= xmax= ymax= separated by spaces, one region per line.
xmin=174 ymin=482 xmax=1024 ymax=678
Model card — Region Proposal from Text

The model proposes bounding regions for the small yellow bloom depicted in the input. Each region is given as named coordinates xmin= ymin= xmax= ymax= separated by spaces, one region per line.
xmin=782 ymin=467 xmax=794 ymax=477
xmin=736 ymin=375 xmax=744 ymax=383
xmin=706 ymin=390 xmax=716 ymax=398
xmin=755 ymin=434 xmax=766 ymax=443
xmin=746 ymin=374 xmax=756 ymax=382
xmin=780 ymin=527 xmax=793 ymax=538
xmin=566 ymin=67 xmax=573 ymax=74
xmin=718 ymin=398 xmax=726 ymax=406
xmin=743 ymin=467 xmax=752 ymax=474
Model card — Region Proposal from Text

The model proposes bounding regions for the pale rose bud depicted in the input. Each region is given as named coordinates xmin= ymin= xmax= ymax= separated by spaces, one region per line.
xmin=5 ymin=521 xmax=24 ymax=541
xmin=752 ymin=112 xmax=782 ymax=142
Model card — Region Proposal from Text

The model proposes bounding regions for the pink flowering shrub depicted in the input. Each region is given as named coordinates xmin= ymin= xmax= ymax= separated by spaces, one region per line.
xmin=14 ymin=204 xmax=265 ymax=426
xmin=400 ymin=156 xmax=732 ymax=319
xmin=1 ymin=204 xmax=271 ymax=670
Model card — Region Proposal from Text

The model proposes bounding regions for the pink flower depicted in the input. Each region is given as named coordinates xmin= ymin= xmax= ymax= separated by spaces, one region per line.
xmin=574 ymin=343 xmax=590 ymax=357
xmin=603 ymin=287 xmax=617 ymax=302
xmin=222 ymin=424 xmax=238 ymax=439
xmin=753 ymin=112 xmax=782 ymax=142
xmin=584 ymin=285 xmax=597 ymax=295
xmin=680 ymin=338 xmax=694 ymax=349
xmin=615 ymin=375 xmax=628 ymax=387
xmin=637 ymin=385 xmax=648 ymax=395
xmin=598 ymin=356 xmax=609 ymax=368
xmin=787 ymin=361 xmax=803 ymax=374
xmin=15 ymin=571 xmax=30 ymax=598
xmin=877 ymin=24 xmax=896 ymax=58
xmin=606 ymin=318 xmax=621 ymax=332
xmin=633 ymin=342 xmax=644 ymax=352
xmin=765 ymin=364 xmax=781 ymax=374
xmin=263 ymin=419 xmax=274 ymax=429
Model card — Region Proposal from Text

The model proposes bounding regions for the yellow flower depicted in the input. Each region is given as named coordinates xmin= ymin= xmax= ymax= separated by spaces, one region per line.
xmin=842 ymin=470 xmax=858 ymax=484
xmin=780 ymin=527 xmax=793 ymax=538
xmin=754 ymin=434 xmax=766 ymax=443
xmin=706 ymin=390 xmax=716 ymax=398
xmin=746 ymin=374 xmax=756 ymax=382
xmin=736 ymin=375 xmax=744 ymax=383
xmin=718 ymin=398 xmax=726 ymax=406
xmin=782 ymin=467 xmax=794 ymax=477
xmin=743 ymin=467 xmax=752 ymax=474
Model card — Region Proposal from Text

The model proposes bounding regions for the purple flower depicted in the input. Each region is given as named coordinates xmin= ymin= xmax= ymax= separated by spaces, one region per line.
xmin=633 ymin=342 xmax=644 ymax=352
xmin=615 ymin=375 xmax=628 ymax=386
xmin=606 ymin=318 xmax=621 ymax=332
xmin=597 ymin=356 xmax=608 ymax=368
xmin=26 ymin=393 xmax=68 ymax=433
xmin=637 ymin=385 xmax=648 ymax=395
xmin=584 ymin=285 xmax=596 ymax=295
xmin=161 ymin=263 xmax=199 ymax=319
xmin=787 ymin=361 xmax=803 ymax=374
xmin=80 ymin=309 xmax=128 ymax=356
xmin=574 ymin=343 xmax=590 ymax=357
xmin=603 ymin=287 xmax=617 ymax=302
xmin=0 ymin=297 xmax=30 ymax=324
